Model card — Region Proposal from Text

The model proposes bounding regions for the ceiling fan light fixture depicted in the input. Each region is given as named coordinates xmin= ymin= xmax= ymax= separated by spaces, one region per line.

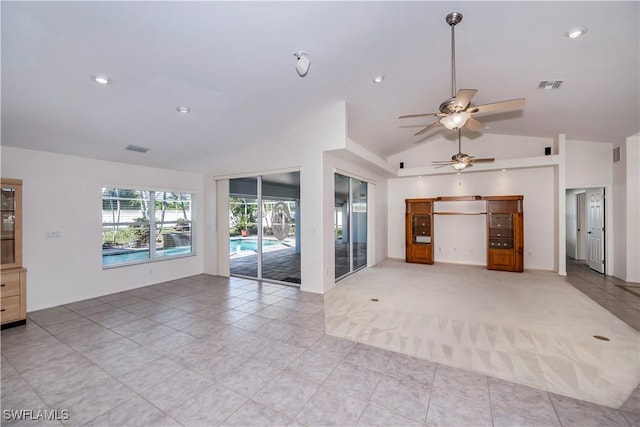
xmin=441 ymin=111 xmax=471 ymax=130
xmin=452 ymin=161 xmax=470 ymax=170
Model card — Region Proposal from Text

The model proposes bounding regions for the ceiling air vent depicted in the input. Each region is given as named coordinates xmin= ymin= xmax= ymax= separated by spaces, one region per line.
xmin=538 ymin=80 xmax=563 ymax=90
xmin=613 ymin=146 xmax=621 ymax=163
xmin=126 ymin=144 xmax=150 ymax=153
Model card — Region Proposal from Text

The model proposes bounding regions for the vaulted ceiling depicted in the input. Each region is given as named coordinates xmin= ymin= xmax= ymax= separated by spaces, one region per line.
xmin=2 ymin=1 xmax=638 ymax=171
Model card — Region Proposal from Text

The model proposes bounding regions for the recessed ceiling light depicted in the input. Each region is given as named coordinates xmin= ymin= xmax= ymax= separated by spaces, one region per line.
xmin=565 ymin=26 xmax=587 ymax=39
xmin=91 ymin=74 xmax=112 ymax=85
xmin=176 ymin=106 xmax=191 ymax=114
xmin=373 ymin=74 xmax=385 ymax=83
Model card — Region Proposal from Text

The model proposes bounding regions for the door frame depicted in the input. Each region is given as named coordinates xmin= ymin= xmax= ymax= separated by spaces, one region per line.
xmin=576 ymin=191 xmax=587 ymax=260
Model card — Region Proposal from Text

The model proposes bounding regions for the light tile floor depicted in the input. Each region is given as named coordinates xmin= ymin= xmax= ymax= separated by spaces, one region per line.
xmin=1 ymin=272 xmax=638 ymax=426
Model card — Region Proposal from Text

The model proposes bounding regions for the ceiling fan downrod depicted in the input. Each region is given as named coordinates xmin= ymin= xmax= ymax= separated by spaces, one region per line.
xmin=446 ymin=12 xmax=463 ymax=99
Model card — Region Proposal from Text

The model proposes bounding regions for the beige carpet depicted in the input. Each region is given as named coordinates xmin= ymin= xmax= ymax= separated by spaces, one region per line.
xmin=324 ymin=259 xmax=640 ymax=408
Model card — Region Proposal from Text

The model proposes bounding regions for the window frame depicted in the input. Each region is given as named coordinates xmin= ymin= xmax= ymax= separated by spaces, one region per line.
xmin=101 ymin=186 xmax=195 ymax=268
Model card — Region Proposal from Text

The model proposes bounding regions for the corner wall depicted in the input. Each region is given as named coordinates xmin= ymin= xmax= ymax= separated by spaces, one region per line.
xmin=205 ymin=102 xmax=347 ymax=294
xmin=1 ymin=146 xmax=205 ymax=311
xmin=618 ymin=133 xmax=640 ymax=282
xmin=387 ymin=167 xmax=556 ymax=270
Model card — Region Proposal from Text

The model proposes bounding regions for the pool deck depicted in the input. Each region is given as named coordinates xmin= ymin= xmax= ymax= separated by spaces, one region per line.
xmin=230 ymin=245 xmax=301 ymax=284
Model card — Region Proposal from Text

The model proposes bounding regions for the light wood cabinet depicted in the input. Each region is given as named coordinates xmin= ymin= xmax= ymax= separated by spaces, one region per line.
xmin=1 ymin=178 xmax=27 ymax=329
xmin=486 ymin=196 xmax=523 ymax=272
xmin=405 ymin=199 xmax=434 ymax=264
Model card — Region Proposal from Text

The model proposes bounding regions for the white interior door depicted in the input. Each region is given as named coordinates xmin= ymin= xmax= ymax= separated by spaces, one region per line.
xmin=586 ymin=188 xmax=605 ymax=273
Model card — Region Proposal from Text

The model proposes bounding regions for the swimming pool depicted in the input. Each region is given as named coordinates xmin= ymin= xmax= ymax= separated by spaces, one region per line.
xmin=102 ymin=246 xmax=191 ymax=266
xmin=230 ymin=237 xmax=279 ymax=253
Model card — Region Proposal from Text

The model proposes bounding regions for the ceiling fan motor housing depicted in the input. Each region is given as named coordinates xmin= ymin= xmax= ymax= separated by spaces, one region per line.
xmin=439 ymin=97 xmax=457 ymax=113
xmin=446 ymin=12 xmax=463 ymax=26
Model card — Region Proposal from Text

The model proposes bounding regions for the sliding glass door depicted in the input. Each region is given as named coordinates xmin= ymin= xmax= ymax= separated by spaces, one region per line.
xmin=229 ymin=172 xmax=300 ymax=285
xmin=335 ymin=173 xmax=367 ymax=280
xmin=229 ymin=178 xmax=258 ymax=278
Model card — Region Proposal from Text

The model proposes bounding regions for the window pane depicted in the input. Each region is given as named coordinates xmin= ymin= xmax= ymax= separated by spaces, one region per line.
xmin=351 ymin=178 xmax=367 ymax=270
xmin=102 ymin=188 xmax=192 ymax=267
xmin=154 ymin=192 xmax=193 ymax=258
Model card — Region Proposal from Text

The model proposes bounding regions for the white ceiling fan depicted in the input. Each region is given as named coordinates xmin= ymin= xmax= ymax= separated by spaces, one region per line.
xmin=399 ymin=12 xmax=526 ymax=136
xmin=432 ymin=129 xmax=494 ymax=170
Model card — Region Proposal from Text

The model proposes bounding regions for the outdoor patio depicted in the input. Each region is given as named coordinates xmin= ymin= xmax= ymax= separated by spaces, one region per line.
xmin=231 ymin=246 xmax=301 ymax=284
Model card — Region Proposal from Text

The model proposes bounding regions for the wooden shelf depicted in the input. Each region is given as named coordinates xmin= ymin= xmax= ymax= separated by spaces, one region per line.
xmin=436 ymin=195 xmax=482 ymax=201
xmin=434 ymin=212 xmax=486 ymax=215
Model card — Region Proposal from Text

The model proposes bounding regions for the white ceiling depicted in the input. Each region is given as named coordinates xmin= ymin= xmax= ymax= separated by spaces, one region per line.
xmin=2 ymin=1 xmax=638 ymax=172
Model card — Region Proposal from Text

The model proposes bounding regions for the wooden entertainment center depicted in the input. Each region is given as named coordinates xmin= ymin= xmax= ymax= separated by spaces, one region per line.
xmin=405 ymin=195 xmax=523 ymax=272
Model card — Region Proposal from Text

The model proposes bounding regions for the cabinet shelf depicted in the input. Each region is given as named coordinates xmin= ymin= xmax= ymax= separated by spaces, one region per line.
xmin=405 ymin=199 xmax=434 ymax=264
xmin=487 ymin=197 xmax=523 ymax=272
xmin=1 ymin=178 xmax=26 ymax=329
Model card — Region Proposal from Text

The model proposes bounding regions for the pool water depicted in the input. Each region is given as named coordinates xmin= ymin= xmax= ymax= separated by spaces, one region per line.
xmin=102 ymin=246 xmax=191 ymax=266
xmin=230 ymin=237 xmax=279 ymax=253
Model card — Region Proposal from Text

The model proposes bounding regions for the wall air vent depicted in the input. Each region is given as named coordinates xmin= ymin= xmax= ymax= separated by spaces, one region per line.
xmin=126 ymin=144 xmax=150 ymax=153
xmin=538 ymin=80 xmax=563 ymax=90
xmin=613 ymin=146 xmax=621 ymax=163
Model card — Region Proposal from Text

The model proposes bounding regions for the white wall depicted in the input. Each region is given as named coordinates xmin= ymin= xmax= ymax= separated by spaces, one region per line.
xmin=565 ymin=140 xmax=613 ymax=189
xmin=1 ymin=146 xmax=204 ymax=311
xmin=613 ymin=142 xmax=627 ymax=279
xmin=205 ymin=102 xmax=347 ymax=294
xmin=624 ymin=134 xmax=640 ymax=282
xmin=388 ymin=133 xmax=553 ymax=169
xmin=388 ymin=167 xmax=555 ymax=270
xmin=204 ymin=101 xmax=393 ymax=293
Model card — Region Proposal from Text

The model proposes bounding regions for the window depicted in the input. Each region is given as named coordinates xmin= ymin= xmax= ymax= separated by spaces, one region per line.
xmin=102 ymin=188 xmax=193 ymax=267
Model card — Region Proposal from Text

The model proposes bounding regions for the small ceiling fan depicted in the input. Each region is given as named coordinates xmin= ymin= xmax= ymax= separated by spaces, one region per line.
xmin=399 ymin=12 xmax=525 ymax=136
xmin=433 ymin=129 xmax=494 ymax=170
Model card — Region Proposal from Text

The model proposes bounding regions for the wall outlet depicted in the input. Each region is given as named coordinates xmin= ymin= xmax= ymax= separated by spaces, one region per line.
xmin=46 ymin=231 xmax=61 ymax=238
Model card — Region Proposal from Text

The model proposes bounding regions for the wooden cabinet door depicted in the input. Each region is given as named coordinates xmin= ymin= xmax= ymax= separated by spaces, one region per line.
xmin=410 ymin=244 xmax=432 ymax=264
xmin=488 ymin=249 xmax=515 ymax=271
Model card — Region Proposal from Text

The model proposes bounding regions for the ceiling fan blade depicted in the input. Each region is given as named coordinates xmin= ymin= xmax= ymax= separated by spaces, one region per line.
xmin=434 ymin=163 xmax=452 ymax=169
xmin=414 ymin=120 xmax=442 ymax=136
xmin=399 ymin=112 xmax=440 ymax=119
xmin=464 ymin=117 xmax=484 ymax=131
xmin=432 ymin=160 xmax=454 ymax=164
xmin=452 ymin=89 xmax=477 ymax=110
xmin=470 ymin=158 xmax=495 ymax=163
xmin=469 ymin=98 xmax=525 ymax=114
